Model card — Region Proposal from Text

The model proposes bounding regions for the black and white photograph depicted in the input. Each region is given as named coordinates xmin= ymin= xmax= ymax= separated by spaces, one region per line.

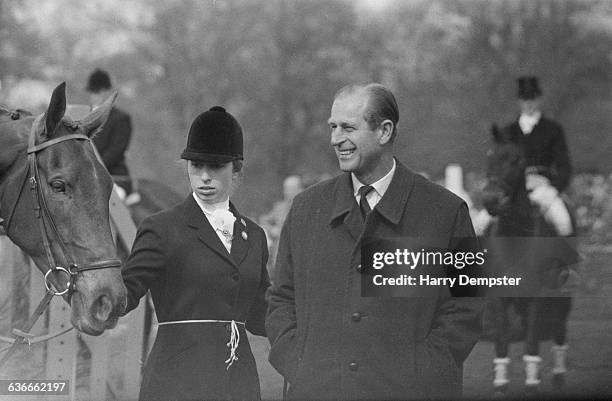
xmin=1 ymin=0 xmax=611 ymax=400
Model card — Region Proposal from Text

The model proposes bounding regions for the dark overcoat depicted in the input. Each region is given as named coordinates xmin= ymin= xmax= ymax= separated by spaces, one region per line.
xmin=266 ymin=161 xmax=484 ymax=400
xmin=122 ymin=195 xmax=270 ymax=401
xmin=503 ymin=115 xmax=572 ymax=191
xmin=92 ymin=106 xmax=131 ymax=177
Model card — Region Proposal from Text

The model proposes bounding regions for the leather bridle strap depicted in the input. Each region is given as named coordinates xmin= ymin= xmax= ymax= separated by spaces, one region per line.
xmin=0 ymin=113 xmax=122 ymax=372
xmin=7 ymin=114 xmax=122 ymax=297
xmin=0 ymin=289 xmax=55 ymax=370
xmin=27 ymin=133 xmax=92 ymax=153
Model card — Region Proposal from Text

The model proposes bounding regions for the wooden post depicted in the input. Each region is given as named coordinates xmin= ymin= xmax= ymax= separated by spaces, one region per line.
xmin=444 ymin=163 xmax=473 ymax=208
xmin=80 ymin=333 xmax=110 ymax=400
xmin=46 ymin=300 xmax=77 ymax=400
xmin=108 ymin=188 xmax=146 ymax=399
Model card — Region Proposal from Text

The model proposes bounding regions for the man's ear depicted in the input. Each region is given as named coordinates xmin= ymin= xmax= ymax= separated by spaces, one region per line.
xmin=378 ymin=119 xmax=394 ymax=145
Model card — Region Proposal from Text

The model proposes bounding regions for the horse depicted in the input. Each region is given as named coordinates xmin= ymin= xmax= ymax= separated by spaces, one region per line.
xmin=481 ymin=124 xmax=575 ymax=396
xmin=0 ymin=83 xmax=127 ymax=344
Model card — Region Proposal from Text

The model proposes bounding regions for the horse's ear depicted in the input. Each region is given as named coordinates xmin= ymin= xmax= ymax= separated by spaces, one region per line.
xmin=80 ymin=91 xmax=117 ymax=138
xmin=491 ymin=123 xmax=502 ymax=143
xmin=44 ymin=82 xmax=67 ymax=138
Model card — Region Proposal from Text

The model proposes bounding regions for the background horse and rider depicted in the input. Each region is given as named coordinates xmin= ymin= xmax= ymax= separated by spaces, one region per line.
xmin=479 ymin=124 xmax=579 ymax=396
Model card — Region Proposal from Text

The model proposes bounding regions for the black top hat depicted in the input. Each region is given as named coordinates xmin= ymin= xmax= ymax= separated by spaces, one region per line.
xmin=181 ymin=106 xmax=244 ymax=163
xmin=86 ymin=69 xmax=112 ymax=93
xmin=517 ymin=76 xmax=542 ymax=99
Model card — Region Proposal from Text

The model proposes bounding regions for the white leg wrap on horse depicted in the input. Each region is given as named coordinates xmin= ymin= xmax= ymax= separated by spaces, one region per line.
xmin=546 ymin=198 xmax=573 ymax=236
xmin=528 ymin=184 xmax=572 ymax=235
xmin=523 ymin=355 xmax=542 ymax=385
xmin=493 ymin=357 xmax=511 ymax=386
xmin=552 ymin=344 xmax=569 ymax=374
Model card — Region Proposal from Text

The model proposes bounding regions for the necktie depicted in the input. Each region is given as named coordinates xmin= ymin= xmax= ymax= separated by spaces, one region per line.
xmin=358 ymin=185 xmax=374 ymax=219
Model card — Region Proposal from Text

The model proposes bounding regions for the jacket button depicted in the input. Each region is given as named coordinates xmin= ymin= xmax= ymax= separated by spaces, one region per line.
xmin=351 ymin=312 xmax=361 ymax=322
xmin=356 ymin=264 xmax=362 ymax=272
xmin=231 ymin=273 xmax=240 ymax=281
xmin=349 ymin=361 xmax=359 ymax=371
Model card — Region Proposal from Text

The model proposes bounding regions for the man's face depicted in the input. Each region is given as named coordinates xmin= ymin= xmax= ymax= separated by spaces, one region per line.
xmin=519 ymin=97 xmax=541 ymax=116
xmin=328 ymin=92 xmax=383 ymax=180
xmin=188 ymin=160 xmax=235 ymax=204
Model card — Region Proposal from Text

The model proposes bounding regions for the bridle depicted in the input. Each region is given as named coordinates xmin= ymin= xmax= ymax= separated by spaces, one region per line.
xmin=3 ymin=114 xmax=122 ymax=298
xmin=0 ymin=108 xmax=123 ymax=372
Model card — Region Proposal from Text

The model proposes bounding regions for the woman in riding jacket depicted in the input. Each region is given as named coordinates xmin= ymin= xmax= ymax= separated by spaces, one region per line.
xmin=122 ymin=106 xmax=270 ymax=401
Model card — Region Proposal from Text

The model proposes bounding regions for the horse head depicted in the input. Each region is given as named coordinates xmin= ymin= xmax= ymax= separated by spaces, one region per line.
xmin=482 ymin=124 xmax=528 ymax=217
xmin=0 ymin=82 xmax=127 ymax=335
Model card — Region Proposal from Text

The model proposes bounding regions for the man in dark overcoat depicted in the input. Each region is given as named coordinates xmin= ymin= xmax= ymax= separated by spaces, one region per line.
xmin=266 ymin=83 xmax=484 ymax=400
xmin=86 ymin=69 xmax=135 ymax=197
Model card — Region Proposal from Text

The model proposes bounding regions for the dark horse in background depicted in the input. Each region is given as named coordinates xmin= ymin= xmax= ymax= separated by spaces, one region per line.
xmin=0 ymin=83 xmax=127 ymax=339
xmin=481 ymin=125 xmax=577 ymax=396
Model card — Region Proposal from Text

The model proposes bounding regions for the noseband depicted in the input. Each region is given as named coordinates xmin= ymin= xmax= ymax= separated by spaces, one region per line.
xmin=3 ymin=114 xmax=121 ymax=297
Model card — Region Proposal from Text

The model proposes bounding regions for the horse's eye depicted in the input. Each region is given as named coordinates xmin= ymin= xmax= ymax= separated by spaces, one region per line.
xmin=50 ymin=180 xmax=66 ymax=193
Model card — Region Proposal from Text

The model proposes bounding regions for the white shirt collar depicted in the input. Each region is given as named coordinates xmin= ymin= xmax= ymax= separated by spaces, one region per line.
xmin=192 ymin=192 xmax=230 ymax=216
xmin=518 ymin=112 xmax=541 ymax=135
xmin=351 ymin=158 xmax=396 ymax=199
xmin=192 ymin=192 xmax=235 ymax=253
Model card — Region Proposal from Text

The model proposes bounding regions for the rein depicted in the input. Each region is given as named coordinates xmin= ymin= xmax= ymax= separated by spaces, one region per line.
xmin=0 ymin=114 xmax=121 ymax=371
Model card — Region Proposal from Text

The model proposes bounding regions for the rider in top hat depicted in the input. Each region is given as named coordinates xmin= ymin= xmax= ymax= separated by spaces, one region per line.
xmin=494 ymin=76 xmax=573 ymax=392
xmin=504 ymin=76 xmax=573 ymax=236
xmin=86 ymin=69 xmax=138 ymax=204
xmin=122 ymin=107 xmax=270 ymax=401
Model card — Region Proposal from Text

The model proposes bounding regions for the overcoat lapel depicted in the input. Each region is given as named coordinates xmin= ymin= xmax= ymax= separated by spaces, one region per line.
xmin=374 ymin=162 xmax=415 ymax=226
xmin=229 ymin=203 xmax=250 ymax=266
xmin=329 ymin=173 xmax=362 ymax=241
xmin=184 ymin=195 xmax=235 ymax=266
xmin=344 ymin=203 xmax=364 ymax=241
xmin=328 ymin=160 xmax=416 ymax=241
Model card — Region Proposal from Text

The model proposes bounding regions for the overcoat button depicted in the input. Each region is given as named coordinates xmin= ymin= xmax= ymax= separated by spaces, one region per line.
xmin=351 ymin=312 xmax=361 ymax=322
xmin=356 ymin=264 xmax=362 ymax=272
xmin=349 ymin=361 xmax=359 ymax=371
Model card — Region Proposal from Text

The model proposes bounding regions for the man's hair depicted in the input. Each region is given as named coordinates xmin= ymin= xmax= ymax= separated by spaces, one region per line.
xmin=334 ymin=83 xmax=399 ymax=141
xmin=86 ymin=69 xmax=112 ymax=93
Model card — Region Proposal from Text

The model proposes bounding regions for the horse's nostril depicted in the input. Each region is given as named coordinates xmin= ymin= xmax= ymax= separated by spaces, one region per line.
xmin=92 ymin=294 xmax=113 ymax=323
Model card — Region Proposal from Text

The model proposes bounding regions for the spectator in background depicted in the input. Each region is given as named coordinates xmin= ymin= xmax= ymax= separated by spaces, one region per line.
xmin=259 ymin=175 xmax=304 ymax=273
xmin=86 ymin=69 xmax=139 ymax=204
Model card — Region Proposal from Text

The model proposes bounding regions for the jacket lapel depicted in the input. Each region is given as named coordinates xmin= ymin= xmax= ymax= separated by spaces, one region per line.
xmin=374 ymin=161 xmax=415 ymax=226
xmin=329 ymin=173 xmax=361 ymax=241
xmin=328 ymin=160 xmax=416 ymax=240
xmin=344 ymin=202 xmax=364 ymax=241
xmin=184 ymin=195 xmax=235 ymax=266
xmin=229 ymin=202 xmax=250 ymax=266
